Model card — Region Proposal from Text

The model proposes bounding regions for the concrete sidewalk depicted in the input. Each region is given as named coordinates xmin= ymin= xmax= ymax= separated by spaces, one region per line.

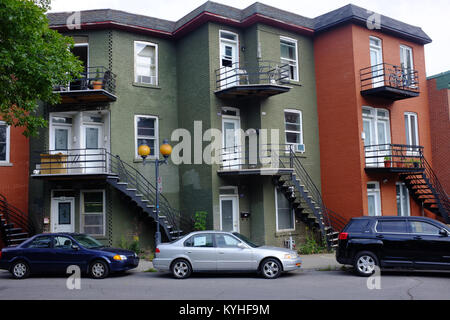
xmin=134 ymin=253 xmax=343 ymax=273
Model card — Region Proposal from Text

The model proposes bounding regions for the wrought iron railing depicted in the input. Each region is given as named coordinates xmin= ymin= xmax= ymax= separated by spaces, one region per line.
xmin=422 ymin=157 xmax=450 ymax=218
xmin=53 ymin=66 xmax=116 ymax=94
xmin=360 ymin=63 xmax=419 ymax=92
xmin=215 ymin=60 xmax=290 ymax=91
xmin=364 ymin=144 xmax=424 ymax=169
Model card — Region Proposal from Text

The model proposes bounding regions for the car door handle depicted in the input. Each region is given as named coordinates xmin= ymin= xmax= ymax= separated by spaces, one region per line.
xmin=376 ymin=235 xmax=384 ymax=239
xmin=186 ymin=251 xmax=192 ymax=254
xmin=413 ymin=236 xmax=422 ymax=240
xmin=218 ymin=251 xmax=225 ymax=254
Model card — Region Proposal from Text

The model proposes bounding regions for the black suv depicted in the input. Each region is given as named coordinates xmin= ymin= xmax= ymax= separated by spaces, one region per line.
xmin=336 ymin=216 xmax=450 ymax=276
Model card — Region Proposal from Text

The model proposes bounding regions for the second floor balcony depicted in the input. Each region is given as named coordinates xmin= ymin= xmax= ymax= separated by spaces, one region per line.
xmin=360 ymin=63 xmax=420 ymax=101
xmin=214 ymin=61 xmax=291 ymax=99
xmin=364 ymin=144 xmax=424 ymax=173
xmin=53 ymin=66 xmax=117 ymax=105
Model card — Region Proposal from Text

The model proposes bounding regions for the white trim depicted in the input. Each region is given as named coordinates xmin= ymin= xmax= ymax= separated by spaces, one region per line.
xmin=134 ymin=114 xmax=159 ymax=159
xmin=275 ymin=187 xmax=295 ymax=232
xmin=0 ymin=121 xmax=10 ymax=164
xmin=73 ymin=42 xmax=89 ymax=70
xmin=219 ymin=194 xmax=240 ymax=232
xmin=396 ymin=182 xmax=411 ymax=217
xmin=219 ymin=30 xmax=239 ymax=44
xmin=80 ymin=189 xmax=106 ymax=237
xmin=280 ymin=36 xmax=299 ymax=82
xmin=284 ymin=109 xmax=304 ymax=153
xmin=367 ymin=181 xmax=382 ymax=217
xmin=134 ymin=40 xmax=158 ymax=86
xmin=404 ymin=112 xmax=419 ymax=146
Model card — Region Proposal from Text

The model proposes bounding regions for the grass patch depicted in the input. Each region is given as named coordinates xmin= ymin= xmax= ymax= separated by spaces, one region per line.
xmin=145 ymin=268 xmax=158 ymax=273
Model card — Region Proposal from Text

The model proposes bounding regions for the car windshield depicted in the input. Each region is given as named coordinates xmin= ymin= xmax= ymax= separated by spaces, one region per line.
xmin=72 ymin=234 xmax=104 ymax=249
xmin=232 ymin=232 xmax=260 ymax=248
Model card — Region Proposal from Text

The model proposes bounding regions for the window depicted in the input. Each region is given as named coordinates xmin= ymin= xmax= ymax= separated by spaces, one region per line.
xmin=280 ymin=37 xmax=298 ymax=81
xmin=54 ymin=236 xmax=74 ymax=250
xmin=284 ymin=110 xmax=303 ymax=152
xmin=135 ymin=115 xmax=158 ymax=158
xmin=215 ymin=234 xmax=241 ymax=248
xmin=362 ymin=107 xmax=391 ymax=147
xmin=346 ymin=219 xmax=370 ymax=233
xmin=134 ymin=41 xmax=158 ymax=85
xmin=275 ymin=187 xmax=295 ymax=231
xmin=396 ymin=182 xmax=410 ymax=217
xmin=367 ymin=182 xmax=382 ymax=216
xmin=376 ymin=220 xmax=408 ymax=233
xmin=404 ymin=112 xmax=419 ymax=147
xmin=184 ymin=234 xmax=214 ymax=247
xmin=0 ymin=122 xmax=10 ymax=163
xmin=409 ymin=221 xmax=441 ymax=235
xmin=400 ymin=45 xmax=414 ymax=86
xmin=26 ymin=236 xmax=52 ymax=249
xmin=81 ymin=191 xmax=105 ymax=236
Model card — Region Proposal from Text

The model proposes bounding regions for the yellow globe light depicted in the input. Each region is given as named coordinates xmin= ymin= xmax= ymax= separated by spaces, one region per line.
xmin=160 ymin=140 xmax=172 ymax=158
xmin=138 ymin=144 xmax=150 ymax=159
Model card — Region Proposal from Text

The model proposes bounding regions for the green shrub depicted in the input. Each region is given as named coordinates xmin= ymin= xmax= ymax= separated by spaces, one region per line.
xmin=194 ymin=211 xmax=208 ymax=231
xmin=298 ymin=229 xmax=328 ymax=255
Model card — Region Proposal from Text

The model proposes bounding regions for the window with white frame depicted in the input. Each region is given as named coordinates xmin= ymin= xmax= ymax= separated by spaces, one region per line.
xmin=400 ymin=45 xmax=414 ymax=86
xmin=0 ymin=122 xmax=10 ymax=163
xmin=404 ymin=112 xmax=419 ymax=147
xmin=81 ymin=191 xmax=105 ymax=236
xmin=367 ymin=182 xmax=382 ymax=216
xmin=135 ymin=115 xmax=158 ymax=158
xmin=280 ymin=37 xmax=299 ymax=81
xmin=134 ymin=41 xmax=158 ymax=85
xmin=275 ymin=187 xmax=295 ymax=231
xmin=284 ymin=109 xmax=304 ymax=152
xmin=396 ymin=182 xmax=410 ymax=217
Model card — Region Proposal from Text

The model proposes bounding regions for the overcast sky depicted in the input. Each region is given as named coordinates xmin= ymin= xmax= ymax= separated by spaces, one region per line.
xmin=48 ymin=0 xmax=449 ymax=76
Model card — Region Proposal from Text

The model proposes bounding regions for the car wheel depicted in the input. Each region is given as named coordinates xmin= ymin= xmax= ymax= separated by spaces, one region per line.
xmin=171 ymin=259 xmax=192 ymax=279
xmin=260 ymin=258 xmax=282 ymax=279
xmin=354 ymin=251 xmax=379 ymax=277
xmin=90 ymin=260 xmax=109 ymax=279
xmin=11 ymin=261 xmax=30 ymax=279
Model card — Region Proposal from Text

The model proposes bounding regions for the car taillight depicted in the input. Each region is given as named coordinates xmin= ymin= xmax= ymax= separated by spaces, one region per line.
xmin=0 ymin=250 xmax=2 ymax=260
xmin=338 ymin=232 xmax=349 ymax=240
xmin=155 ymin=248 xmax=160 ymax=253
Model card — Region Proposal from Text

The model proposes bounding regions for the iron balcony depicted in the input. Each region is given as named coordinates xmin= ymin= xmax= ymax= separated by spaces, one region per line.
xmin=364 ymin=143 xmax=424 ymax=173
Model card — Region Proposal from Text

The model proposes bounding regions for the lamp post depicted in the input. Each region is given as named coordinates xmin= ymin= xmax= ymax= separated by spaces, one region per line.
xmin=138 ymin=139 xmax=172 ymax=247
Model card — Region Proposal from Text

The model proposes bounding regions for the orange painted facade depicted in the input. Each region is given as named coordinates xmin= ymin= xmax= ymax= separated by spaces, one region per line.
xmin=314 ymin=23 xmax=436 ymax=221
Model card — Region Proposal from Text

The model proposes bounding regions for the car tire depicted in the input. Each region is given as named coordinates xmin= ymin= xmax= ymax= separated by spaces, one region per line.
xmin=260 ymin=258 xmax=282 ymax=279
xmin=171 ymin=259 xmax=192 ymax=279
xmin=10 ymin=260 xmax=30 ymax=279
xmin=353 ymin=251 xmax=379 ymax=277
xmin=89 ymin=260 xmax=109 ymax=279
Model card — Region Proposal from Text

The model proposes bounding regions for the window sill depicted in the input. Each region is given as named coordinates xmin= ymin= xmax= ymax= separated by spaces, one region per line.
xmin=132 ymin=82 xmax=161 ymax=89
xmin=275 ymin=230 xmax=297 ymax=237
xmin=288 ymin=81 xmax=303 ymax=87
xmin=0 ymin=162 xmax=12 ymax=167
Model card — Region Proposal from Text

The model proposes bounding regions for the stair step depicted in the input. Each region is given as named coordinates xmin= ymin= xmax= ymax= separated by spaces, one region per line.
xmin=6 ymin=228 xmax=23 ymax=233
xmin=8 ymin=238 xmax=28 ymax=243
xmin=117 ymin=182 xmax=128 ymax=185
xmin=8 ymin=232 xmax=28 ymax=238
xmin=126 ymin=188 xmax=137 ymax=191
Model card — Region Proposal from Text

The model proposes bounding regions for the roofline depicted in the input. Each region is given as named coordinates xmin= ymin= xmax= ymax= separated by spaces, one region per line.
xmin=427 ymin=70 xmax=450 ymax=80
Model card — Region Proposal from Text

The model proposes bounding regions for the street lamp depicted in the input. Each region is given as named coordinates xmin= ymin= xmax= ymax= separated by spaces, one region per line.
xmin=138 ymin=139 xmax=172 ymax=247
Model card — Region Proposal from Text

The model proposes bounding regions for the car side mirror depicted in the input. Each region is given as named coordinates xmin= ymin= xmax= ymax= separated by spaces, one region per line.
xmin=237 ymin=242 xmax=246 ymax=249
xmin=439 ymin=229 xmax=449 ymax=237
xmin=71 ymin=244 xmax=80 ymax=250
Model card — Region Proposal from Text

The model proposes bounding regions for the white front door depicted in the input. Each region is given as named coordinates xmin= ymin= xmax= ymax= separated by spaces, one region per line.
xmin=367 ymin=183 xmax=381 ymax=217
xmin=220 ymin=196 xmax=239 ymax=232
xmin=83 ymin=124 xmax=104 ymax=173
xmin=51 ymin=197 xmax=75 ymax=233
xmin=370 ymin=37 xmax=383 ymax=88
xmin=222 ymin=116 xmax=241 ymax=170
xmin=219 ymin=31 xmax=238 ymax=89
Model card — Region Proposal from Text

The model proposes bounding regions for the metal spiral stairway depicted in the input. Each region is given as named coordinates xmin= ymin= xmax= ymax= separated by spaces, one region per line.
xmin=106 ymin=153 xmax=193 ymax=242
xmin=400 ymin=157 xmax=450 ymax=223
xmin=0 ymin=194 xmax=35 ymax=248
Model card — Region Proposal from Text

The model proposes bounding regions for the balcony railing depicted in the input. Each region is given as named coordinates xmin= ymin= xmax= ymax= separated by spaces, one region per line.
xmin=214 ymin=60 xmax=291 ymax=98
xmin=53 ymin=66 xmax=117 ymax=104
xmin=360 ymin=63 xmax=419 ymax=100
xmin=32 ymin=148 xmax=110 ymax=176
xmin=364 ymin=144 xmax=424 ymax=172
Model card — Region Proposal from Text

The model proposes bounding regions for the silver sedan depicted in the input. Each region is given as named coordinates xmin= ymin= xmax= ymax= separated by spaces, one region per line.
xmin=153 ymin=231 xmax=302 ymax=279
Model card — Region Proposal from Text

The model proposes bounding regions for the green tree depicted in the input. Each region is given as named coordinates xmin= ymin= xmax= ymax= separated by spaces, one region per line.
xmin=0 ymin=0 xmax=83 ymax=136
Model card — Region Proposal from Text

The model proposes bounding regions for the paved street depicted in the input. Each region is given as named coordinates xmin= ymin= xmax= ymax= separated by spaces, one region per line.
xmin=0 ymin=267 xmax=449 ymax=300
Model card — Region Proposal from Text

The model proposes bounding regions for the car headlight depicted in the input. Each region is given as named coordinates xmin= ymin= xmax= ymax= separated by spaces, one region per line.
xmin=284 ymin=253 xmax=298 ymax=259
xmin=113 ymin=255 xmax=127 ymax=261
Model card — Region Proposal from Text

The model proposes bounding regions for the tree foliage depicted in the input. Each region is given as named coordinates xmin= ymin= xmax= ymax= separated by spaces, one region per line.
xmin=0 ymin=0 xmax=83 ymax=136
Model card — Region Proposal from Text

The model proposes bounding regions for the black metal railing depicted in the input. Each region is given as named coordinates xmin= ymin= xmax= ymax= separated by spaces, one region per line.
xmin=422 ymin=157 xmax=450 ymax=217
xmin=53 ymin=66 xmax=116 ymax=94
xmin=364 ymin=144 xmax=424 ymax=169
xmin=215 ymin=60 xmax=290 ymax=91
xmin=0 ymin=193 xmax=36 ymax=246
xmin=360 ymin=63 xmax=419 ymax=92
xmin=33 ymin=148 xmax=109 ymax=175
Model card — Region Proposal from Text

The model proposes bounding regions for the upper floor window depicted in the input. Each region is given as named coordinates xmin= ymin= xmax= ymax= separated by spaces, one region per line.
xmin=404 ymin=112 xmax=419 ymax=146
xmin=0 ymin=122 xmax=10 ymax=164
xmin=400 ymin=45 xmax=414 ymax=86
xmin=135 ymin=115 xmax=158 ymax=159
xmin=362 ymin=107 xmax=391 ymax=147
xmin=284 ymin=109 xmax=304 ymax=153
xmin=280 ymin=36 xmax=298 ymax=81
xmin=134 ymin=41 xmax=158 ymax=85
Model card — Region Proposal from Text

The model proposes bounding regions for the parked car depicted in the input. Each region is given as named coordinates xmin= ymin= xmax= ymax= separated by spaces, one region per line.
xmin=0 ymin=233 xmax=139 ymax=279
xmin=336 ymin=216 xmax=450 ymax=276
xmin=153 ymin=231 xmax=302 ymax=279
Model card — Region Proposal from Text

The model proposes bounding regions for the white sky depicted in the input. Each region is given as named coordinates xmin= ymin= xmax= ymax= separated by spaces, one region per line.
xmin=48 ymin=0 xmax=450 ymax=76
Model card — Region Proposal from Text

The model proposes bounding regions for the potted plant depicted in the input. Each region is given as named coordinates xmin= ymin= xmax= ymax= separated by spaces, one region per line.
xmin=92 ymin=68 xmax=103 ymax=89
xmin=384 ymin=156 xmax=392 ymax=168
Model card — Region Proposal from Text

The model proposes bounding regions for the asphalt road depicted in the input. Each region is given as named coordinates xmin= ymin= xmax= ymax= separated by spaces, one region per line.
xmin=0 ymin=268 xmax=449 ymax=300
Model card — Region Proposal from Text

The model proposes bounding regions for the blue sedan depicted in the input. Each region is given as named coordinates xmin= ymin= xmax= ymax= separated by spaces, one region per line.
xmin=0 ymin=233 xmax=139 ymax=279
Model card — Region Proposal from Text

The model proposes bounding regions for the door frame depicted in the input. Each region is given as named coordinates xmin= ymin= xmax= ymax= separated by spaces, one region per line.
xmin=219 ymin=194 xmax=240 ymax=233
xmin=82 ymin=122 xmax=104 ymax=173
xmin=50 ymin=196 xmax=75 ymax=233
xmin=369 ymin=36 xmax=383 ymax=88
xmin=221 ymin=113 xmax=241 ymax=170
xmin=219 ymin=30 xmax=239 ymax=88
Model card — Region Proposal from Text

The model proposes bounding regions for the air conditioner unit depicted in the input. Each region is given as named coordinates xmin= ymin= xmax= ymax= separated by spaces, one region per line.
xmin=295 ymin=144 xmax=305 ymax=153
